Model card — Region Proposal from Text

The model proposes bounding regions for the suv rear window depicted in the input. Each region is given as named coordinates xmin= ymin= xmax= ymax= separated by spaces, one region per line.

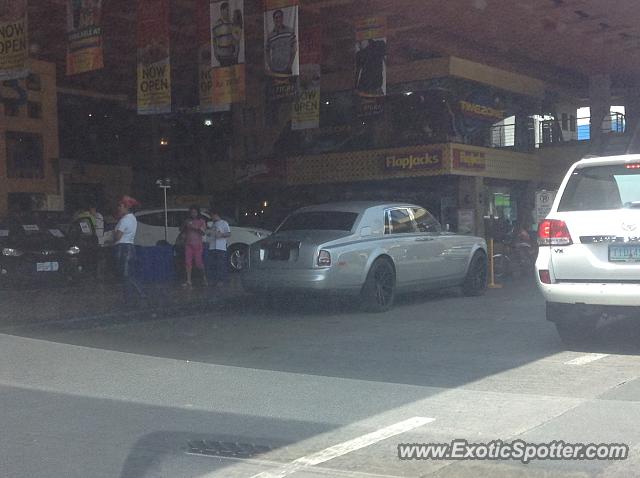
xmin=278 ymin=211 xmax=358 ymax=231
xmin=558 ymin=164 xmax=640 ymax=211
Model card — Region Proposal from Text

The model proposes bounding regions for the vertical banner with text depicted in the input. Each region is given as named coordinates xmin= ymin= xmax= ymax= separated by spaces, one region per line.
xmin=292 ymin=26 xmax=321 ymax=130
xmin=66 ymin=0 xmax=104 ymax=75
xmin=354 ymin=16 xmax=386 ymax=117
xmin=210 ymin=0 xmax=245 ymax=108
xmin=137 ymin=0 xmax=171 ymax=115
xmin=197 ymin=0 xmax=214 ymax=112
xmin=0 ymin=0 xmax=28 ymax=81
xmin=264 ymin=0 xmax=299 ymax=101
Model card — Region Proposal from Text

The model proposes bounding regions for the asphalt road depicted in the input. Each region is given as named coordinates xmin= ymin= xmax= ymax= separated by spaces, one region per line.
xmin=2 ymin=276 xmax=640 ymax=478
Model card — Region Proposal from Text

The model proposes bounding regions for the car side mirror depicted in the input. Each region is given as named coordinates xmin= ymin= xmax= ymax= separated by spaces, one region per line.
xmin=360 ymin=226 xmax=372 ymax=237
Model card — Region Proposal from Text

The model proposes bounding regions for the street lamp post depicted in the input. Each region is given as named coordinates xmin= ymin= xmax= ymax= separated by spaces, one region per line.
xmin=155 ymin=178 xmax=172 ymax=243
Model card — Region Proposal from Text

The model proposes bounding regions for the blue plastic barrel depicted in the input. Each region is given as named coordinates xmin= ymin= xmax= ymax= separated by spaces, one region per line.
xmin=134 ymin=245 xmax=176 ymax=282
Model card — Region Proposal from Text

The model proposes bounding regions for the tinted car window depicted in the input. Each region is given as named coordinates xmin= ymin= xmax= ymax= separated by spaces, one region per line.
xmin=278 ymin=211 xmax=358 ymax=231
xmin=412 ymin=207 xmax=441 ymax=233
xmin=387 ymin=208 xmax=416 ymax=234
xmin=137 ymin=212 xmax=167 ymax=227
xmin=169 ymin=211 xmax=190 ymax=228
xmin=558 ymin=165 xmax=640 ymax=211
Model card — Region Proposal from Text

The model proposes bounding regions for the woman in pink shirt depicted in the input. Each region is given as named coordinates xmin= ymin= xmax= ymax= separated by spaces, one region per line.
xmin=181 ymin=205 xmax=208 ymax=287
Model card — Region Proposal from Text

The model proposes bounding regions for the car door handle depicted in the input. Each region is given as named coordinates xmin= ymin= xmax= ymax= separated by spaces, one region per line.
xmin=415 ymin=237 xmax=434 ymax=242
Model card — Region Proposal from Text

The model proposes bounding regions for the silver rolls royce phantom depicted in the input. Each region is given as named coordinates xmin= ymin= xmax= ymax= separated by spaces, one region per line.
xmin=242 ymin=201 xmax=488 ymax=311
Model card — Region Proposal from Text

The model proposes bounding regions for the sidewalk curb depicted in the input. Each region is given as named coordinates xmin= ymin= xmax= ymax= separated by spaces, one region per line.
xmin=0 ymin=293 xmax=242 ymax=334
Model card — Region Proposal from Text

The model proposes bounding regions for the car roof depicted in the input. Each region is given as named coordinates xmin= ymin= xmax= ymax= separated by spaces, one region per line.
xmin=294 ymin=201 xmax=416 ymax=214
xmin=136 ymin=208 xmax=211 ymax=215
xmin=576 ymin=154 xmax=640 ymax=168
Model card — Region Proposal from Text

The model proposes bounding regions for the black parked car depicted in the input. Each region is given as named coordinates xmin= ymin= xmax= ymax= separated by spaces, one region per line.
xmin=0 ymin=214 xmax=99 ymax=286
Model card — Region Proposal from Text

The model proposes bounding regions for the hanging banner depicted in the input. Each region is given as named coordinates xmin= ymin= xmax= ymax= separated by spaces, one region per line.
xmin=137 ymin=0 xmax=171 ymax=115
xmin=197 ymin=0 xmax=214 ymax=112
xmin=292 ymin=64 xmax=320 ymax=130
xmin=0 ymin=0 xmax=28 ymax=81
xmin=210 ymin=0 xmax=245 ymax=107
xmin=354 ymin=16 xmax=387 ymax=117
xmin=292 ymin=26 xmax=321 ymax=130
xmin=264 ymin=0 xmax=299 ymax=101
xmin=66 ymin=0 xmax=104 ymax=75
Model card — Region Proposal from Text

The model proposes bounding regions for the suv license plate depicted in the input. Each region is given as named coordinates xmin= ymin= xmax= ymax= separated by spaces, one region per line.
xmin=609 ymin=245 xmax=640 ymax=263
xmin=36 ymin=262 xmax=59 ymax=272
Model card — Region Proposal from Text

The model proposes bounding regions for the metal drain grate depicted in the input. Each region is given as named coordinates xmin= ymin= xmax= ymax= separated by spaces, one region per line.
xmin=187 ymin=440 xmax=272 ymax=459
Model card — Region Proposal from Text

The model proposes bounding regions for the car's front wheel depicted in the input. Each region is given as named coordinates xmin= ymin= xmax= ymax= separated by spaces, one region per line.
xmin=228 ymin=244 xmax=249 ymax=272
xmin=547 ymin=302 xmax=598 ymax=347
xmin=360 ymin=258 xmax=396 ymax=313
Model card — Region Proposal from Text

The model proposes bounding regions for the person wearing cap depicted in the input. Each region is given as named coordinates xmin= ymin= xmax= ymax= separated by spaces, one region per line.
xmin=114 ymin=196 xmax=145 ymax=306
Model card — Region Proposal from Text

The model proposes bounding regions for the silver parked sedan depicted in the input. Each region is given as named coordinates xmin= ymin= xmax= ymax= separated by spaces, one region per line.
xmin=242 ymin=201 xmax=488 ymax=311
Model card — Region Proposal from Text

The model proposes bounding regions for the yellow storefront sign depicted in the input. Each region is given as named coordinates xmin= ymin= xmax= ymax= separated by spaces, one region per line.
xmin=384 ymin=151 xmax=442 ymax=171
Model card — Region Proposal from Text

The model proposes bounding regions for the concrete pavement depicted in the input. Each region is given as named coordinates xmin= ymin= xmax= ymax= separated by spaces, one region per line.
xmin=1 ymin=276 xmax=640 ymax=477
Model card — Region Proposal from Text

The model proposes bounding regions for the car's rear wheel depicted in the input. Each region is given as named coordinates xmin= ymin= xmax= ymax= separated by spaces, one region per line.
xmin=228 ymin=244 xmax=249 ymax=272
xmin=462 ymin=251 xmax=488 ymax=296
xmin=361 ymin=258 xmax=395 ymax=313
xmin=547 ymin=302 xmax=598 ymax=347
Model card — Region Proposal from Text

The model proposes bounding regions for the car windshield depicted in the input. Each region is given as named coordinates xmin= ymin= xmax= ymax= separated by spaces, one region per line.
xmin=558 ymin=164 xmax=640 ymax=211
xmin=277 ymin=211 xmax=358 ymax=231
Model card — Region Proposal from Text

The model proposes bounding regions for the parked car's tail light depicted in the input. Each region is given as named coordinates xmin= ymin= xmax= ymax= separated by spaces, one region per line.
xmin=318 ymin=250 xmax=331 ymax=267
xmin=538 ymin=270 xmax=551 ymax=284
xmin=66 ymin=246 xmax=80 ymax=256
xmin=626 ymin=163 xmax=640 ymax=169
xmin=538 ymin=219 xmax=573 ymax=246
xmin=2 ymin=248 xmax=23 ymax=257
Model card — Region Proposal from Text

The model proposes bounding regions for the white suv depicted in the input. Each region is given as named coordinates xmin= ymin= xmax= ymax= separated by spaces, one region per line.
xmin=106 ymin=208 xmax=270 ymax=271
xmin=536 ymin=154 xmax=640 ymax=344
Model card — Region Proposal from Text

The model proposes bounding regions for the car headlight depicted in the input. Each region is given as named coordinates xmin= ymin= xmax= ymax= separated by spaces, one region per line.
xmin=2 ymin=248 xmax=23 ymax=257
xmin=66 ymin=246 xmax=80 ymax=255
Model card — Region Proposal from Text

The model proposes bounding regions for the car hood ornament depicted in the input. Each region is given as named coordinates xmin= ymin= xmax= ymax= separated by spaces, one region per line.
xmin=622 ymin=222 xmax=637 ymax=232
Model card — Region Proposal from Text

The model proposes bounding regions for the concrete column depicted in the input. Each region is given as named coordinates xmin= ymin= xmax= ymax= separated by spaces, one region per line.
xmin=624 ymin=88 xmax=640 ymax=153
xmin=458 ymin=175 xmax=485 ymax=237
xmin=588 ymin=74 xmax=611 ymax=153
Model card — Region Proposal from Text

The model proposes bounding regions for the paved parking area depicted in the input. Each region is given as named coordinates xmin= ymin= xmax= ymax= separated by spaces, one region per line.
xmin=1 ymin=276 xmax=640 ymax=477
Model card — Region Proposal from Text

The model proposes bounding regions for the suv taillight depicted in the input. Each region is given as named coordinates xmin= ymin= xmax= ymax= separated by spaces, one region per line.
xmin=318 ymin=250 xmax=331 ymax=267
xmin=538 ymin=219 xmax=573 ymax=246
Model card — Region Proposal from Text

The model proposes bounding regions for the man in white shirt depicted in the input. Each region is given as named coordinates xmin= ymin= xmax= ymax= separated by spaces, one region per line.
xmin=206 ymin=210 xmax=231 ymax=286
xmin=114 ymin=196 xmax=145 ymax=306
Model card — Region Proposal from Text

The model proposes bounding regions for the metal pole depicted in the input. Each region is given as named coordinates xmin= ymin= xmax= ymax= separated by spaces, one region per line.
xmin=488 ymin=238 xmax=502 ymax=289
xmin=163 ymin=186 xmax=168 ymax=242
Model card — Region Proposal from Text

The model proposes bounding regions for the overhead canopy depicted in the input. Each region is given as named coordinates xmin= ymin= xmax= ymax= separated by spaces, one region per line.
xmin=28 ymin=0 xmax=640 ymax=100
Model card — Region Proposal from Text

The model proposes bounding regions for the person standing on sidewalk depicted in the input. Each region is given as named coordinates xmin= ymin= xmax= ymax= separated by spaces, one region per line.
xmin=113 ymin=196 xmax=145 ymax=307
xmin=181 ymin=205 xmax=208 ymax=288
xmin=206 ymin=210 xmax=231 ymax=287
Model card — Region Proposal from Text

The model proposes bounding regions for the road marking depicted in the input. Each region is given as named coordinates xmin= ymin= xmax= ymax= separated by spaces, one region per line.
xmin=249 ymin=416 xmax=435 ymax=478
xmin=564 ymin=353 xmax=609 ymax=366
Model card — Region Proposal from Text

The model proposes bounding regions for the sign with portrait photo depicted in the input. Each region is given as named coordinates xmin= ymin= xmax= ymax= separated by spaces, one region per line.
xmin=264 ymin=0 xmax=299 ymax=100
xmin=210 ymin=0 xmax=245 ymax=107
xmin=355 ymin=16 xmax=386 ymax=117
